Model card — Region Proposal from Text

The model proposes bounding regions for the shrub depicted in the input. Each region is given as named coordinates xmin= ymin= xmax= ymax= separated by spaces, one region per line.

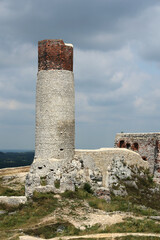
xmin=83 ymin=183 xmax=94 ymax=194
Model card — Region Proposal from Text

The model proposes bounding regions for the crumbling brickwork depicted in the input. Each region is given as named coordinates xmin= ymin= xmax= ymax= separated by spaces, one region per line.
xmin=38 ymin=39 xmax=73 ymax=71
xmin=115 ymin=133 xmax=160 ymax=179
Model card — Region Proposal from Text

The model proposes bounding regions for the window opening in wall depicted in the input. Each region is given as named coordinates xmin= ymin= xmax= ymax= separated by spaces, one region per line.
xmin=133 ymin=142 xmax=139 ymax=151
xmin=119 ymin=140 xmax=125 ymax=148
xmin=126 ymin=143 xmax=131 ymax=149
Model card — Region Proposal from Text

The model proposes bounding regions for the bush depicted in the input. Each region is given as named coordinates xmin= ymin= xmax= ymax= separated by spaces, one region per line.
xmin=24 ymin=222 xmax=80 ymax=239
xmin=83 ymin=183 xmax=94 ymax=194
xmin=61 ymin=188 xmax=90 ymax=200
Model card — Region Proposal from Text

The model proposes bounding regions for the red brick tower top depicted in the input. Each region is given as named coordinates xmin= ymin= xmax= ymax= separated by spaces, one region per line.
xmin=38 ymin=39 xmax=73 ymax=71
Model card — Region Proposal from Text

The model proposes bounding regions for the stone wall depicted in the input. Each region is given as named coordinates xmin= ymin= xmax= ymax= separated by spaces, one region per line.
xmin=25 ymin=39 xmax=151 ymax=199
xmin=75 ymin=148 xmax=148 ymax=188
xmin=25 ymin=148 xmax=148 ymax=197
xmin=35 ymin=70 xmax=74 ymax=161
xmin=115 ymin=133 xmax=160 ymax=179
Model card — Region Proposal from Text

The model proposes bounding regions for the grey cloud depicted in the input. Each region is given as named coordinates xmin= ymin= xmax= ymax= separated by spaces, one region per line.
xmin=0 ymin=0 xmax=159 ymax=50
xmin=1 ymin=0 xmax=160 ymax=149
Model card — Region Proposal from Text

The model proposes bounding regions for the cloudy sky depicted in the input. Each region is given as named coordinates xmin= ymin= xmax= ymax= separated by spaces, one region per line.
xmin=0 ymin=0 xmax=160 ymax=150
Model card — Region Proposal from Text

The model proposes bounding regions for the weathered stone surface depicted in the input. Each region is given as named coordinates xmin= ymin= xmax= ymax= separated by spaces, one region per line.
xmin=95 ymin=188 xmax=111 ymax=202
xmin=150 ymin=216 xmax=160 ymax=221
xmin=25 ymin=147 xmax=149 ymax=198
xmin=35 ymin=70 xmax=75 ymax=161
xmin=75 ymin=148 xmax=148 ymax=188
xmin=112 ymin=185 xmax=128 ymax=197
xmin=25 ymin=39 xmax=151 ymax=200
xmin=0 ymin=196 xmax=27 ymax=206
xmin=115 ymin=132 xmax=160 ymax=179
xmin=25 ymin=158 xmax=76 ymax=197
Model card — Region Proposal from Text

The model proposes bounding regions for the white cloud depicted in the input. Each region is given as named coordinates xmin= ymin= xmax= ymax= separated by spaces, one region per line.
xmin=0 ymin=99 xmax=34 ymax=110
xmin=0 ymin=1 xmax=13 ymax=19
xmin=134 ymin=96 xmax=156 ymax=114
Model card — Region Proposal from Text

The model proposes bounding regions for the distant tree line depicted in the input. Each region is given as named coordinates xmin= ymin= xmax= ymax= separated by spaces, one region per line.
xmin=0 ymin=152 xmax=34 ymax=169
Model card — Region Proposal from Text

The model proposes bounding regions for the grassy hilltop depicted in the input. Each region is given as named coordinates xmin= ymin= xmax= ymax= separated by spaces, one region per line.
xmin=0 ymin=167 xmax=160 ymax=240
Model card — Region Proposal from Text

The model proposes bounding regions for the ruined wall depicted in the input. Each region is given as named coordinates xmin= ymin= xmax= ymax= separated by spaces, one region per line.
xmin=115 ymin=133 xmax=160 ymax=177
xmin=35 ymin=40 xmax=75 ymax=161
xmin=75 ymin=148 xmax=148 ymax=187
xmin=25 ymin=147 xmax=149 ymax=197
xmin=25 ymin=39 xmax=151 ymax=198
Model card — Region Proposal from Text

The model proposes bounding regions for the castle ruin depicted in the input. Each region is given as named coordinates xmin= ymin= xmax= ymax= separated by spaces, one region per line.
xmin=25 ymin=39 xmax=149 ymax=198
xmin=115 ymin=133 xmax=160 ymax=180
xmin=0 ymin=39 xmax=159 ymax=206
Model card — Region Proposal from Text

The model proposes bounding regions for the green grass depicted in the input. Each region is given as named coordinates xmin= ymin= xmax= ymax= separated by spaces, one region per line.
xmin=55 ymin=179 xmax=60 ymax=189
xmin=111 ymin=169 xmax=160 ymax=214
xmin=83 ymin=183 xmax=94 ymax=194
xmin=0 ymin=183 xmax=25 ymax=196
xmin=24 ymin=222 xmax=102 ymax=239
xmin=71 ymin=238 xmax=160 ymax=240
xmin=122 ymin=176 xmax=160 ymax=211
xmin=0 ymin=192 xmax=58 ymax=230
xmin=61 ymin=188 xmax=90 ymax=200
xmin=103 ymin=218 xmax=160 ymax=233
xmin=22 ymin=217 xmax=160 ymax=239
xmin=0 ymin=172 xmax=160 ymax=239
xmin=0 ymin=177 xmax=25 ymax=196
xmin=70 ymin=239 xmax=109 ymax=240
xmin=40 ymin=176 xmax=47 ymax=186
xmin=24 ymin=221 xmax=80 ymax=239
xmin=115 ymin=237 xmax=160 ymax=240
xmin=61 ymin=186 xmax=158 ymax=217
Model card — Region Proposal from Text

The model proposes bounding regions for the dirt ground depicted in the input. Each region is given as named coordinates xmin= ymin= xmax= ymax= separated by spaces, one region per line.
xmin=0 ymin=166 xmax=30 ymax=177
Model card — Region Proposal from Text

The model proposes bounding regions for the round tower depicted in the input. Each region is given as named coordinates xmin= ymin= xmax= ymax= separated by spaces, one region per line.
xmin=35 ymin=39 xmax=74 ymax=162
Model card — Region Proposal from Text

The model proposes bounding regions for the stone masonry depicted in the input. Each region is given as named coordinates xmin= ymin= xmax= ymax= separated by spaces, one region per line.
xmin=35 ymin=40 xmax=75 ymax=162
xmin=38 ymin=39 xmax=73 ymax=71
xmin=25 ymin=39 xmax=150 ymax=198
xmin=26 ymin=39 xmax=75 ymax=197
xmin=0 ymin=39 xmax=156 ymax=205
xmin=25 ymin=147 xmax=148 ymax=198
xmin=115 ymin=133 xmax=160 ymax=179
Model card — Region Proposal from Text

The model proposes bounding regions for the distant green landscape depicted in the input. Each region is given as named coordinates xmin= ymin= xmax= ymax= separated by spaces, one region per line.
xmin=0 ymin=151 xmax=34 ymax=169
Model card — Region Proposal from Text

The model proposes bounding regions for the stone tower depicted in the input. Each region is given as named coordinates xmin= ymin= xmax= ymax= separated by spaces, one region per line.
xmin=35 ymin=39 xmax=75 ymax=162
xmin=25 ymin=39 xmax=150 ymax=198
xmin=25 ymin=40 xmax=75 ymax=197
